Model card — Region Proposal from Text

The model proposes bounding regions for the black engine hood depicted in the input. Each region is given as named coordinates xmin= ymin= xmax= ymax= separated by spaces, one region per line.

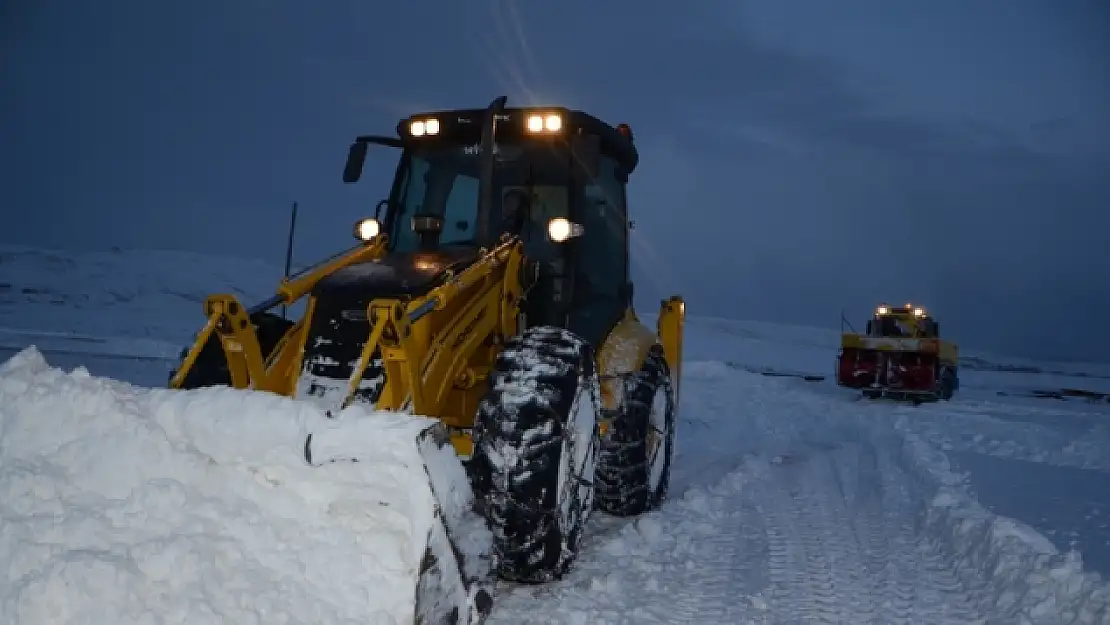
xmin=313 ymin=245 xmax=481 ymax=299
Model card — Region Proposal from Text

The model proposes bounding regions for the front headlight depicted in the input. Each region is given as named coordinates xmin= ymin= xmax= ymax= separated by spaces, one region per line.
xmin=548 ymin=218 xmax=571 ymax=242
xmin=547 ymin=218 xmax=583 ymax=242
xmin=354 ymin=218 xmax=381 ymax=242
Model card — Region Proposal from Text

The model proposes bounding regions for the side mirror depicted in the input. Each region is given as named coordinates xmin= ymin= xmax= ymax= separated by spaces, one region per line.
xmin=571 ymin=134 xmax=601 ymax=179
xmin=343 ymin=140 xmax=369 ymax=183
xmin=374 ymin=199 xmax=388 ymax=220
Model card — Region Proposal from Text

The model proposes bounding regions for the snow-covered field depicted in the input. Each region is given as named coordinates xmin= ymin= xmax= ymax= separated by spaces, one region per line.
xmin=2 ymin=244 xmax=1110 ymax=624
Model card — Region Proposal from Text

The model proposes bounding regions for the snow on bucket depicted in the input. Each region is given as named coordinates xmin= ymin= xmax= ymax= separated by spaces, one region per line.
xmin=0 ymin=347 xmax=493 ymax=625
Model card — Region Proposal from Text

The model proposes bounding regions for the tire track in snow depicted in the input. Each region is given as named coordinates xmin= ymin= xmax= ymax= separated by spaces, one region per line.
xmin=758 ymin=436 xmax=986 ymax=625
xmin=663 ymin=495 xmax=768 ymax=624
xmin=859 ymin=440 xmax=918 ymax=625
xmin=847 ymin=443 xmax=904 ymax=623
xmin=761 ymin=443 xmax=879 ymax=624
xmin=487 ymin=466 xmax=771 ymax=625
xmin=876 ymin=437 xmax=988 ymax=624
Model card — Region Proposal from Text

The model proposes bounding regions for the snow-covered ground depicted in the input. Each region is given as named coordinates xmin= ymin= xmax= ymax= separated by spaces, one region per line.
xmin=0 ymin=244 xmax=287 ymax=352
xmin=0 ymin=349 xmax=489 ymax=625
xmin=3 ymin=244 xmax=1110 ymax=624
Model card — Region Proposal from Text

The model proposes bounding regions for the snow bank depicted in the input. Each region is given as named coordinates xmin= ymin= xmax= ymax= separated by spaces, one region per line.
xmin=894 ymin=416 xmax=1110 ymax=624
xmin=0 ymin=348 xmax=492 ymax=625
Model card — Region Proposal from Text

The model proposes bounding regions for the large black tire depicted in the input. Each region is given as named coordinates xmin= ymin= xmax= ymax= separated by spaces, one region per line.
xmin=469 ymin=326 xmax=600 ymax=583
xmin=595 ymin=347 xmax=676 ymax=516
xmin=169 ymin=311 xmax=293 ymax=389
xmin=938 ymin=367 xmax=958 ymax=401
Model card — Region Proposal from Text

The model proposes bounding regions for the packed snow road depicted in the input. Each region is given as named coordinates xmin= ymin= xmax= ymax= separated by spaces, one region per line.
xmin=488 ymin=361 xmax=1001 ymax=624
xmin=494 ymin=440 xmax=987 ymax=624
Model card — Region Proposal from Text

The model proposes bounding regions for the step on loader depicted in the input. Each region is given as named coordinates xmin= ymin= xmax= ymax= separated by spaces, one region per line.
xmin=168 ymin=96 xmax=685 ymax=624
xmin=836 ymin=302 xmax=959 ymax=403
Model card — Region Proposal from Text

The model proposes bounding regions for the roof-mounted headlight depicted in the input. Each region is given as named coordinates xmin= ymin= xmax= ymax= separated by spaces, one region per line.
xmin=526 ymin=113 xmax=562 ymax=133
xmin=409 ymin=118 xmax=440 ymax=137
xmin=353 ymin=217 xmax=381 ymax=242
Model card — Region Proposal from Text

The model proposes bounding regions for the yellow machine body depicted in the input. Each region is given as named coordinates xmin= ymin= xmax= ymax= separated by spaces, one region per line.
xmin=170 ymin=235 xmax=685 ymax=456
xmin=836 ymin=302 xmax=959 ymax=402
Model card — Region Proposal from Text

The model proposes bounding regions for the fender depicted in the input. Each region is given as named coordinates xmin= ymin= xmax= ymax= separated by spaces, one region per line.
xmin=656 ymin=296 xmax=685 ymax=402
xmin=597 ymin=309 xmax=660 ymax=412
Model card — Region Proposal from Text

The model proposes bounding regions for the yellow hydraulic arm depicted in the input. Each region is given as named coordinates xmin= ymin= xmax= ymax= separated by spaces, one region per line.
xmin=339 ymin=237 xmax=525 ymax=417
xmin=168 ymin=239 xmax=386 ymax=391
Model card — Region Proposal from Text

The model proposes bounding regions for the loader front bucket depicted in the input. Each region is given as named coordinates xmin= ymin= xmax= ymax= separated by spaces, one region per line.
xmin=304 ymin=410 xmax=496 ymax=625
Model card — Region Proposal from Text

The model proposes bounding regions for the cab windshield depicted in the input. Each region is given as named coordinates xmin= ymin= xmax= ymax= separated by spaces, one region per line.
xmin=386 ymin=142 xmax=572 ymax=253
xmin=873 ymin=315 xmax=937 ymax=338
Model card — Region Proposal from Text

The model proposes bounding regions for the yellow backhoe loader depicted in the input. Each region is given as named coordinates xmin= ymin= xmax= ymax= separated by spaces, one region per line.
xmin=168 ymin=96 xmax=685 ymax=623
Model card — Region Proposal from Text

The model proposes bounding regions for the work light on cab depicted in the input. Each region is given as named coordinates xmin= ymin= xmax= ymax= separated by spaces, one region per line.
xmin=409 ymin=118 xmax=440 ymax=137
xmin=547 ymin=217 xmax=583 ymax=242
xmin=526 ymin=113 xmax=562 ymax=133
xmin=354 ymin=217 xmax=381 ymax=242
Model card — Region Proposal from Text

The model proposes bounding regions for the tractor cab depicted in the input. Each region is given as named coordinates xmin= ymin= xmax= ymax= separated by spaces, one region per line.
xmin=866 ymin=303 xmax=939 ymax=339
xmin=339 ymin=99 xmax=638 ymax=348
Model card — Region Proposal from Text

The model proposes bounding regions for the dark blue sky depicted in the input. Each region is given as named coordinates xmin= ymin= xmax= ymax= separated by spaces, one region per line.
xmin=2 ymin=0 xmax=1108 ymax=361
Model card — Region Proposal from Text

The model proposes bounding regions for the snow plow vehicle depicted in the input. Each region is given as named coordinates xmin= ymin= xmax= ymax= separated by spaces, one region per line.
xmin=168 ymin=96 xmax=685 ymax=624
xmin=836 ymin=303 xmax=958 ymax=403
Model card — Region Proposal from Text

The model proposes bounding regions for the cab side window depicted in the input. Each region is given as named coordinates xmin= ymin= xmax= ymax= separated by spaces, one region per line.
xmin=577 ymin=156 xmax=628 ymax=300
xmin=441 ymin=173 xmax=479 ymax=244
xmin=568 ymin=155 xmax=630 ymax=347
